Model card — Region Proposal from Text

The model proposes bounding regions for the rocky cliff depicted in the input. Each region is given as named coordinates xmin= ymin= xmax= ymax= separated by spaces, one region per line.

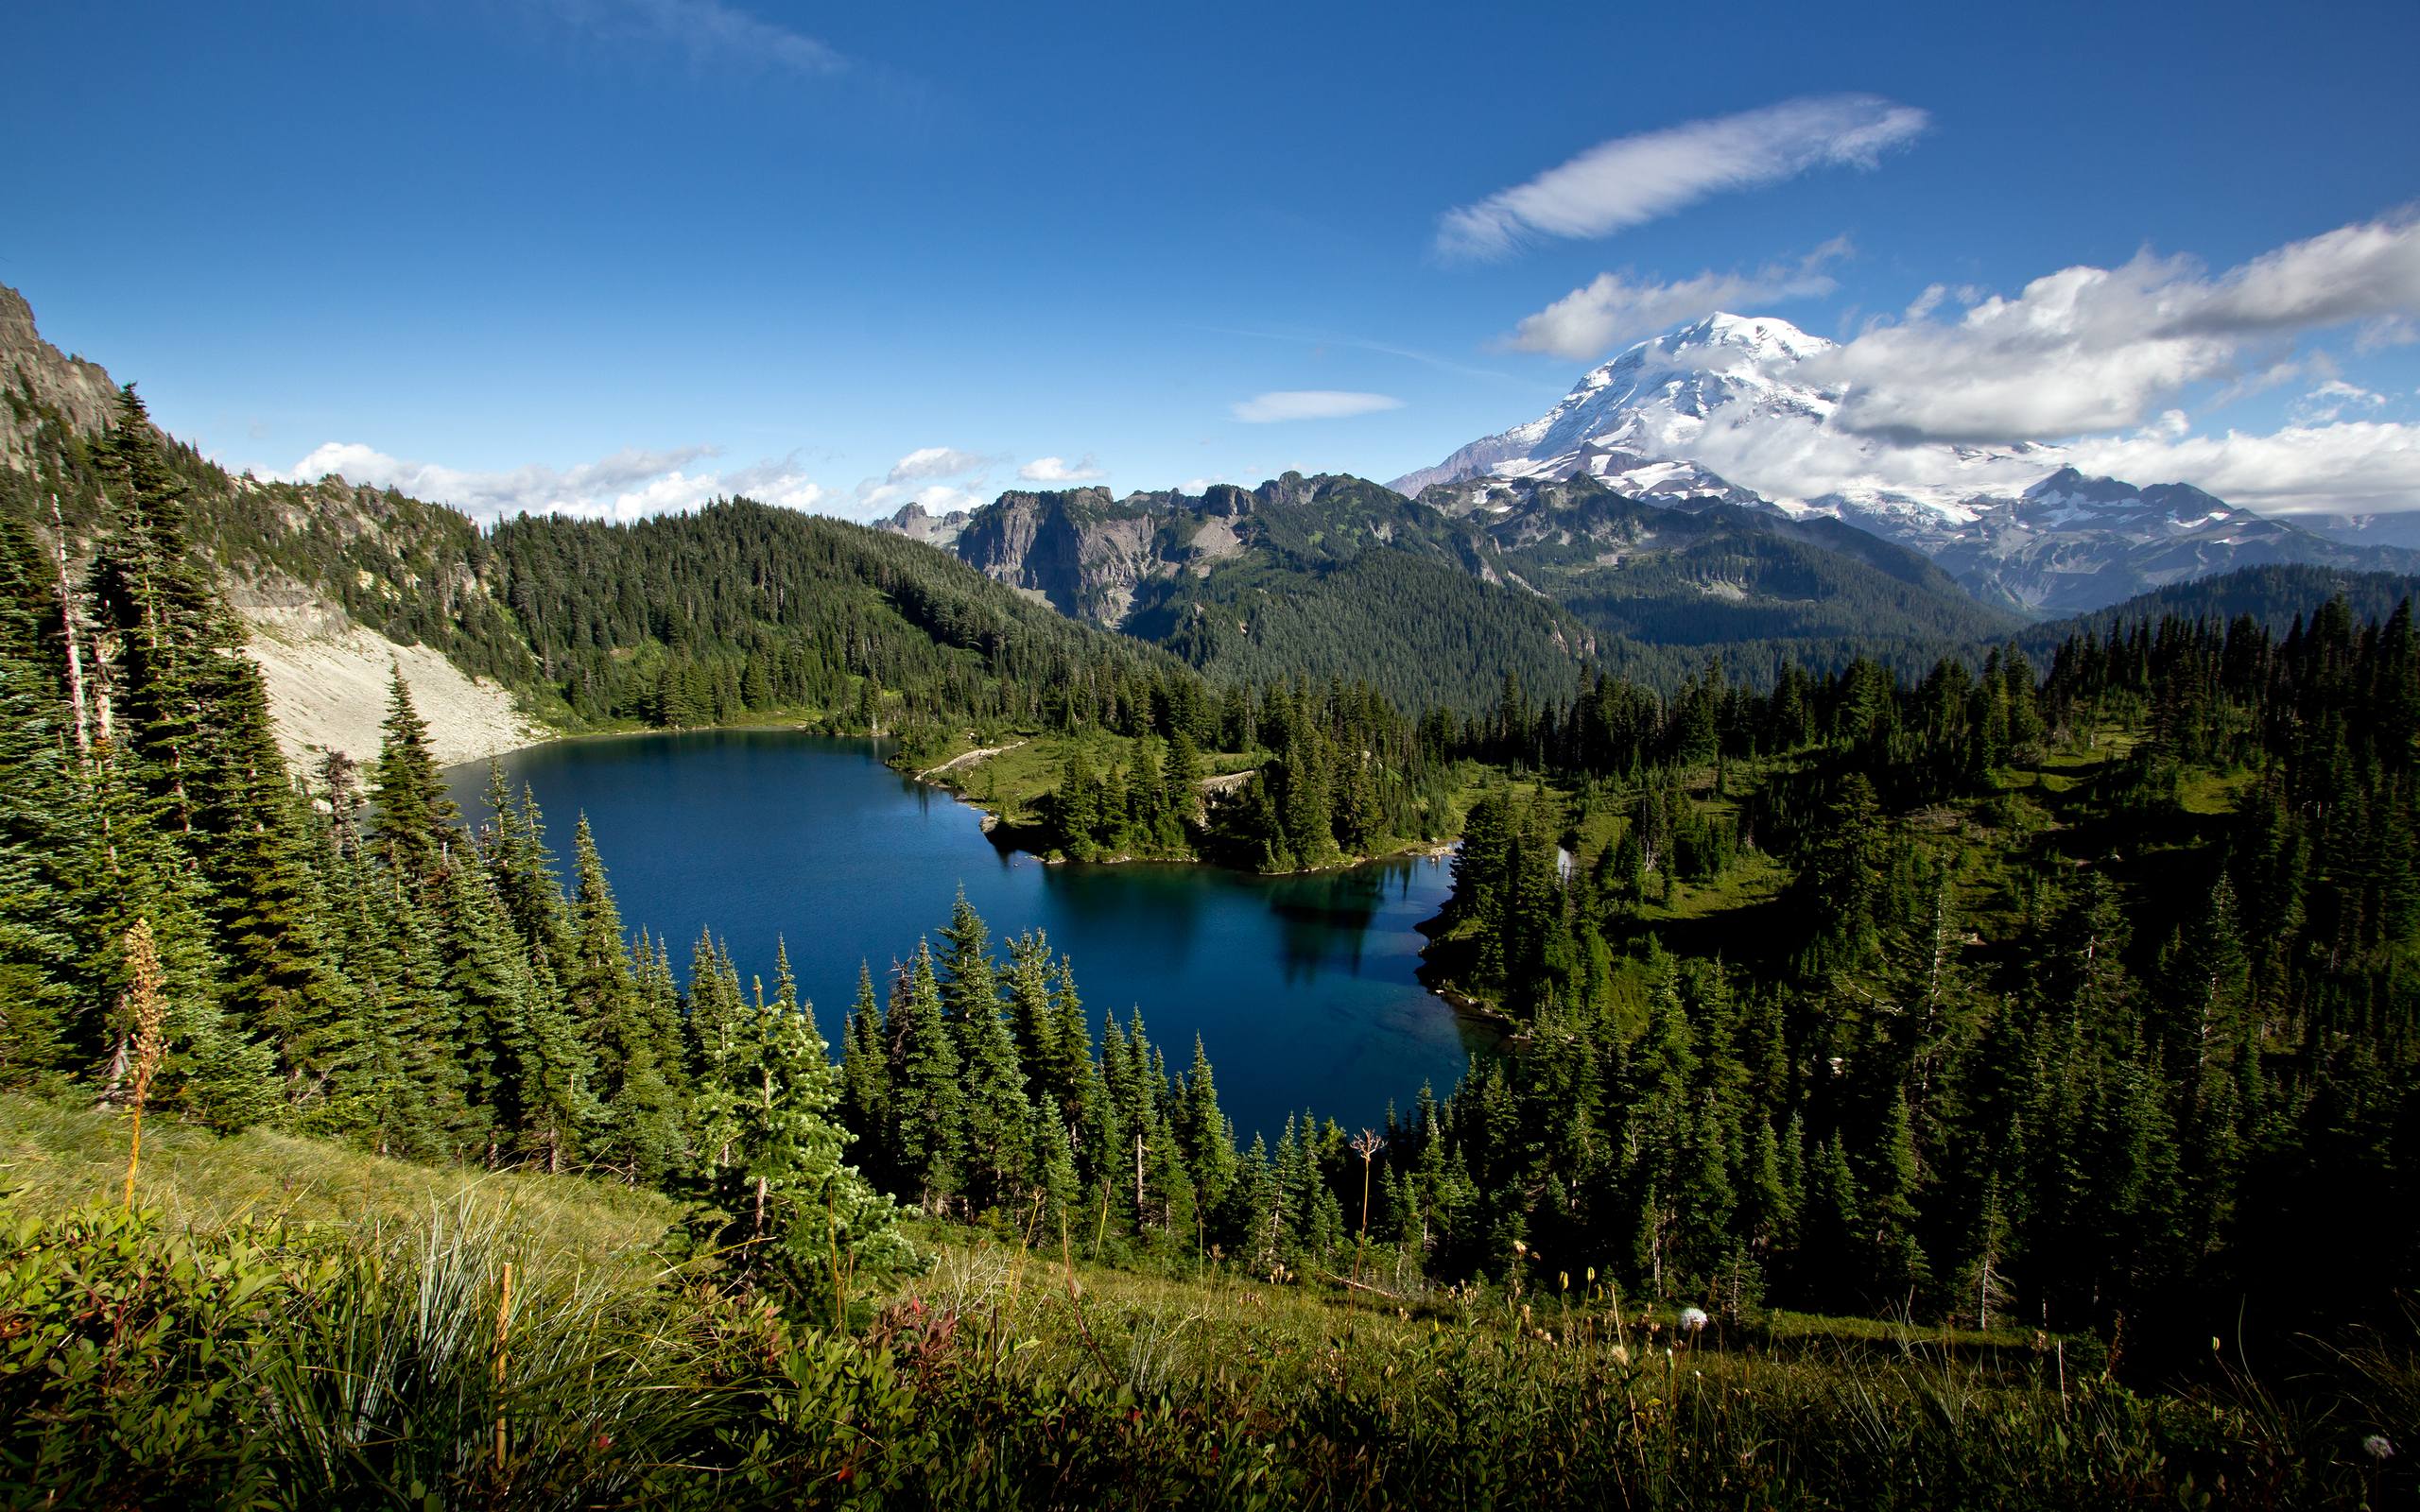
xmin=1 ymin=284 xmax=124 ymax=460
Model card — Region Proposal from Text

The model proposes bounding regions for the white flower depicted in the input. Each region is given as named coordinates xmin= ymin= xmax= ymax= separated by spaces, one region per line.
xmin=2363 ymin=1434 xmax=2396 ymax=1461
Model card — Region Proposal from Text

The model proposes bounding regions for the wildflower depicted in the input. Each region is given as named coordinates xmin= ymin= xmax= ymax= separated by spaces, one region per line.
xmin=1679 ymin=1306 xmax=1709 ymax=1333
xmin=2364 ymin=1435 xmax=2395 ymax=1461
xmin=1612 ymin=1345 xmax=1631 ymax=1366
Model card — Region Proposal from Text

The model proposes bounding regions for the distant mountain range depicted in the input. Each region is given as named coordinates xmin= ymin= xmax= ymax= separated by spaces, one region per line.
xmin=9 ymin=275 xmax=2411 ymax=727
xmin=1389 ymin=313 xmax=2419 ymax=613
xmin=880 ymin=465 xmax=2026 ymax=706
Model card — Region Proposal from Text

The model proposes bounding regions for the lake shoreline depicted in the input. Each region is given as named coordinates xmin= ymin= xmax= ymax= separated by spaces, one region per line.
xmin=447 ymin=720 xmax=1464 ymax=883
xmin=445 ymin=730 xmax=1486 ymax=1141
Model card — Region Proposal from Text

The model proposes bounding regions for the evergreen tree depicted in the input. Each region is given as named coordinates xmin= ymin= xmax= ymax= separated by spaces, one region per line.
xmin=568 ymin=816 xmax=683 ymax=1182
xmin=838 ymin=962 xmax=893 ymax=1185
xmin=886 ymin=941 xmax=965 ymax=1211
xmin=369 ymin=669 xmax=460 ymax=885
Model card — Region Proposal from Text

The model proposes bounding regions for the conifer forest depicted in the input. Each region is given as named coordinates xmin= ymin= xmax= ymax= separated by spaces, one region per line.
xmin=3 ymin=362 xmax=2417 ymax=1507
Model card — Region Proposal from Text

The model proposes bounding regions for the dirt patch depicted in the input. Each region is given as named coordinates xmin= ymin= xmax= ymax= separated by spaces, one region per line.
xmin=918 ymin=740 xmax=1027 ymax=780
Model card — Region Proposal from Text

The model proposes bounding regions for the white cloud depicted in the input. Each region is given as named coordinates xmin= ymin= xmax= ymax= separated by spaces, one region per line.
xmin=1231 ymin=390 xmax=1404 ymax=423
xmin=885 ymin=446 xmax=992 ymax=483
xmin=2068 ymin=421 xmax=2420 ymax=517
xmin=2290 ymin=379 xmax=2389 ymax=425
xmin=273 ymin=440 xmax=831 ymax=521
xmin=840 ymin=446 xmax=1003 ymax=518
xmin=1803 ymin=210 xmax=2420 ymax=442
xmin=1435 ymin=94 xmax=1927 ymax=261
xmin=1017 ymin=454 xmax=1107 ymax=483
xmin=1503 ymin=238 xmax=1852 ymax=359
xmin=541 ymin=0 xmax=845 ymax=77
xmin=904 ymin=484 xmax=987 ymax=515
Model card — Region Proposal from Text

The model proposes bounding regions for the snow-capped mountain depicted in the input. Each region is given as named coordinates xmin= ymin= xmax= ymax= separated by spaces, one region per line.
xmin=1395 ymin=314 xmax=2415 ymax=610
xmin=1391 ymin=313 xmax=2057 ymax=543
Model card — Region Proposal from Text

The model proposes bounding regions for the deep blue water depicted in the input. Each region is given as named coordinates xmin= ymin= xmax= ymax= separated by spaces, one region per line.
xmin=446 ymin=730 xmax=1484 ymax=1143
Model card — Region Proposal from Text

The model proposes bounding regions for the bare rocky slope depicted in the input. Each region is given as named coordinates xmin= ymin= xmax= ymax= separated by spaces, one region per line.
xmin=2 ymin=284 xmax=553 ymax=767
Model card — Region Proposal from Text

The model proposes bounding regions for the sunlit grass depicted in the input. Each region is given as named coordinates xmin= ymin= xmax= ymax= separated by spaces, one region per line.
xmin=0 ymin=1090 xmax=677 ymax=1263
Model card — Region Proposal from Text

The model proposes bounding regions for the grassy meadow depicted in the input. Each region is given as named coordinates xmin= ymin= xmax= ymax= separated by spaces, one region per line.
xmin=4 ymin=1089 xmax=2410 ymax=1509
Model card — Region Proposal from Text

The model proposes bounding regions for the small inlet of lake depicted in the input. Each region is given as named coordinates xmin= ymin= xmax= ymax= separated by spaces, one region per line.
xmin=447 ymin=730 xmax=1489 ymax=1143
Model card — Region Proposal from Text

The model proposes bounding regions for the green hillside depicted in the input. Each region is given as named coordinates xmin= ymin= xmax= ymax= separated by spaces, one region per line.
xmin=6 ymin=1094 xmax=2399 ymax=1508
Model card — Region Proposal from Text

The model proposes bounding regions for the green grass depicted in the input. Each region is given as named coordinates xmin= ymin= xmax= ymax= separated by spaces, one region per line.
xmin=3 ymin=1103 xmax=2405 ymax=1507
xmin=1634 ymin=849 xmax=1790 ymax=923
xmin=2175 ymin=766 xmax=2254 ymax=816
xmin=0 ymin=1091 xmax=678 ymax=1263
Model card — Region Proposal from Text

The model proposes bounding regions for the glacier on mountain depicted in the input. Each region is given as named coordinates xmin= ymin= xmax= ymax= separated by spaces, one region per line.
xmin=1391 ymin=312 xmax=2060 ymax=543
xmin=1392 ymin=314 xmax=2415 ymax=610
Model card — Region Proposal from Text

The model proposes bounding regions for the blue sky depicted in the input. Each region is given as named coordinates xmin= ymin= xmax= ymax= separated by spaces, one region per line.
xmin=9 ymin=0 xmax=2419 ymax=520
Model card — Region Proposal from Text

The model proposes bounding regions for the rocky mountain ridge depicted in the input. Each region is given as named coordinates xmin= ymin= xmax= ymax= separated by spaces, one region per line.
xmin=876 ymin=462 xmax=2019 ymax=692
xmin=1391 ymin=313 xmax=2417 ymax=610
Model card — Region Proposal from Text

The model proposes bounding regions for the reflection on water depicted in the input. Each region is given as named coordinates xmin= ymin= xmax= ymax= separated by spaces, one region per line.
xmin=448 ymin=730 xmax=1484 ymax=1142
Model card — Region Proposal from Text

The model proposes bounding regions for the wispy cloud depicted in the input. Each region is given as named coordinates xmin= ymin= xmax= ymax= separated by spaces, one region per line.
xmin=1436 ymin=94 xmax=1927 ymax=262
xmin=886 ymin=446 xmax=994 ymax=483
xmin=540 ymin=0 xmax=846 ymax=77
xmin=1805 ymin=209 xmax=2420 ymax=442
xmin=273 ymin=440 xmax=829 ymax=520
xmin=1503 ymin=238 xmax=1853 ymax=360
xmin=845 ymin=445 xmax=996 ymax=518
xmin=2290 ymin=379 xmax=2389 ymax=425
xmin=1231 ymin=390 xmax=1404 ymax=423
xmin=1018 ymin=455 xmax=1107 ymax=483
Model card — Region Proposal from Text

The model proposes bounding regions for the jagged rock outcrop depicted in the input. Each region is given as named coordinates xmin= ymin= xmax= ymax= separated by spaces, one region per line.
xmin=1 ymin=284 xmax=123 ymax=458
xmin=879 ymin=501 xmax=972 ymax=548
xmin=885 ymin=473 xmax=1463 ymax=630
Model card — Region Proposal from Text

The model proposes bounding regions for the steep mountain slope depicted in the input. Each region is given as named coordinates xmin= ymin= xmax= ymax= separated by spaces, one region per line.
xmin=884 ymin=466 xmax=2022 ymax=699
xmin=3 ymin=287 xmax=546 ymax=764
xmin=919 ymin=473 xmax=1596 ymax=708
xmin=1394 ymin=312 xmax=2419 ymax=611
xmin=1423 ymin=472 xmax=2019 ymax=656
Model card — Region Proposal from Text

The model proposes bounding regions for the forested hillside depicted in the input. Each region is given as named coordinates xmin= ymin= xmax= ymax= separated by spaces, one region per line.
xmin=941 ymin=473 xmax=1600 ymax=710
xmin=6 ymin=386 xmax=2417 ymax=1505
xmin=895 ymin=469 xmax=2030 ymax=704
xmin=1413 ymin=596 xmax=2419 ymax=1358
xmin=2009 ymin=562 xmax=2420 ymax=657
xmin=1432 ymin=472 xmax=2023 ymax=668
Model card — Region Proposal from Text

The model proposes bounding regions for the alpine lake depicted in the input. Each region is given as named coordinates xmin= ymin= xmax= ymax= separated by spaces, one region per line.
xmin=447 ymin=730 xmax=1490 ymax=1143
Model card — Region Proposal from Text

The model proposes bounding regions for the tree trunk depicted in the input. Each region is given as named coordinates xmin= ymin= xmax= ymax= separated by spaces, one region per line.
xmin=48 ymin=495 xmax=90 ymax=763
